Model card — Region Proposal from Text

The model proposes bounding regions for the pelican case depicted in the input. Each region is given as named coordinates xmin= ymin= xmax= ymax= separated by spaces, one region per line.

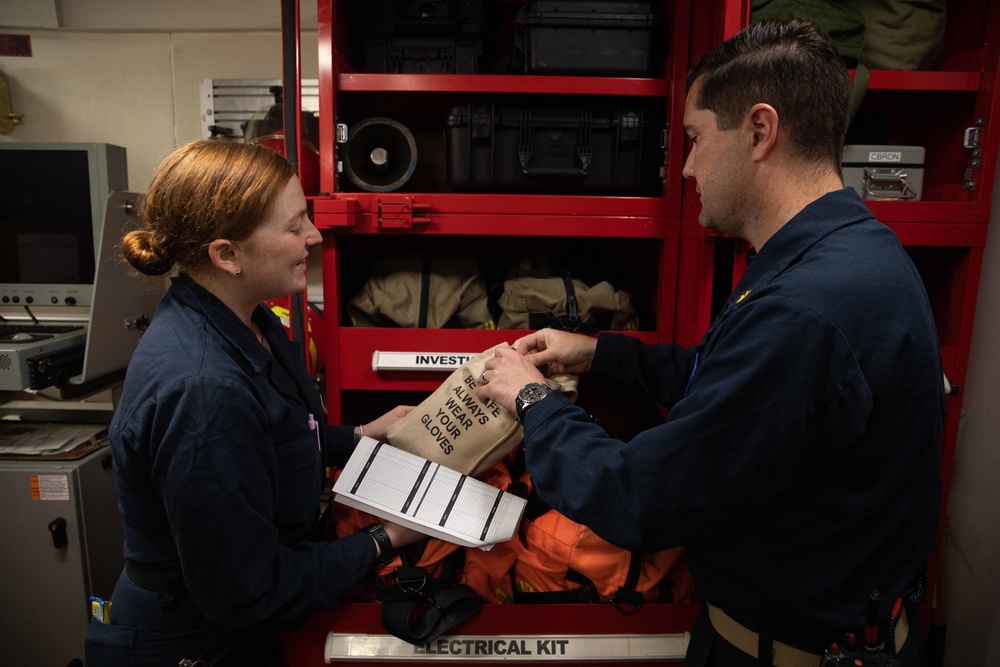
xmin=514 ymin=0 xmax=661 ymax=76
xmin=367 ymin=0 xmax=486 ymax=35
xmin=364 ymin=37 xmax=483 ymax=73
xmin=445 ymin=101 xmax=662 ymax=195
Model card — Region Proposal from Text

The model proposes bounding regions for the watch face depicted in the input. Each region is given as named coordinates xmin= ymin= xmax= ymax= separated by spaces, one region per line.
xmin=516 ymin=382 xmax=551 ymax=421
xmin=519 ymin=383 xmax=550 ymax=403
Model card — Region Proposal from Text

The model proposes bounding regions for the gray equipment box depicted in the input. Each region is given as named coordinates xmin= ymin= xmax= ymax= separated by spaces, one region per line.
xmin=0 ymin=445 xmax=123 ymax=666
xmin=843 ymin=145 xmax=925 ymax=201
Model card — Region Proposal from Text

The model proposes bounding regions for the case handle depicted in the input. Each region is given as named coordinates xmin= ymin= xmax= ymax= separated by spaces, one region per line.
xmin=518 ymin=110 xmax=593 ymax=178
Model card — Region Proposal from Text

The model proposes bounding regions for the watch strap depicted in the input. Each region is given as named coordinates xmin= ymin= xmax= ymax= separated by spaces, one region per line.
xmin=363 ymin=522 xmax=395 ymax=565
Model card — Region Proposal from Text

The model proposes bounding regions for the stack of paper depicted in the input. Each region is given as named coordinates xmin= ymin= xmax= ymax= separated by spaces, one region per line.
xmin=0 ymin=423 xmax=107 ymax=456
xmin=333 ymin=437 xmax=526 ymax=549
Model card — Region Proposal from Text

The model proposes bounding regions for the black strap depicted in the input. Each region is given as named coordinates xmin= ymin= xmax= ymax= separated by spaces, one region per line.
xmin=612 ymin=552 xmax=645 ymax=615
xmin=374 ymin=546 xmax=479 ymax=645
xmin=380 ymin=583 xmax=482 ymax=645
xmin=373 ymin=542 xmax=464 ymax=600
xmin=418 ymin=251 xmax=432 ymax=328
xmin=527 ymin=274 xmax=615 ymax=333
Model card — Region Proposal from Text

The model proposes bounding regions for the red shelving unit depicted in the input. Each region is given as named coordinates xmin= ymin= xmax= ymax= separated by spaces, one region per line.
xmin=282 ymin=0 xmax=1000 ymax=663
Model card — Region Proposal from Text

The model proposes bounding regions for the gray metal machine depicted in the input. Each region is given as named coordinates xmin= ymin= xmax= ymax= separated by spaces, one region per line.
xmin=0 ymin=446 xmax=123 ymax=666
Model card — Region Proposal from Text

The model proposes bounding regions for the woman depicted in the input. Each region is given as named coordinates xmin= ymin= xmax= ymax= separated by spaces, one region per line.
xmin=85 ymin=140 xmax=423 ymax=665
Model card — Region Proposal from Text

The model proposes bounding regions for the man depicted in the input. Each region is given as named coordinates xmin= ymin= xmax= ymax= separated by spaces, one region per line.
xmin=478 ymin=19 xmax=943 ymax=667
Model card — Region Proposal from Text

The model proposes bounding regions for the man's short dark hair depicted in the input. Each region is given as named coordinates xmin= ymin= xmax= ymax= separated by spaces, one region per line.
xmin=686 ymin=19 xmax=853 ymax=170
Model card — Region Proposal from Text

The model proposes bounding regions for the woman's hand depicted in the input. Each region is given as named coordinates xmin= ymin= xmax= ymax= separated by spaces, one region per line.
xmin=382 ymin=520 xmax=425 ymax=552
xmin=358 ymin=405 xmax=414 ymax=442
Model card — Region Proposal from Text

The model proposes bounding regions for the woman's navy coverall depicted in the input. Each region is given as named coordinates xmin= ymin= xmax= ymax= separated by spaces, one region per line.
xmin=86 ymin=273 xmax=377 ymax=666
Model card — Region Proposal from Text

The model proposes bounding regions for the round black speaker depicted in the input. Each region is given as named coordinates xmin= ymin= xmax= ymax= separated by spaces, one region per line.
xmin=343 ymin=118 xmax=417 ymax=192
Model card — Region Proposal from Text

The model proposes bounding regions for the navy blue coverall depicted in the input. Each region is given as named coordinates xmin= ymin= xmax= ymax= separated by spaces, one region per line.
xmin=520 ymin=189 xmax=944 ymax=664
xmin=85 ymin=273 xmax=377 ymax=666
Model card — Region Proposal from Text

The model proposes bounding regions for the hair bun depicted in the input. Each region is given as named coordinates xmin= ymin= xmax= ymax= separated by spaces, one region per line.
xmin=122 ymin=228 xmax=173 ymax=276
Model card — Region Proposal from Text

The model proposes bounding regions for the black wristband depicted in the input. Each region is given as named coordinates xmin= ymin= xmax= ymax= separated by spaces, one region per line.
xmin=362 ymin=522 xmax=395 ymax=565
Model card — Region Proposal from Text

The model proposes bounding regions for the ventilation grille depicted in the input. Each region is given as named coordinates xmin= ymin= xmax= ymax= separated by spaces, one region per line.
xmin=200 ymin=78 xmax=319 ymax=141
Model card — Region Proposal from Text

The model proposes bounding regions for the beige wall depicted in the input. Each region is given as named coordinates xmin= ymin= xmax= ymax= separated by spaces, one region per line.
xmin=0 ymin=25 xmax=321 ymax=293
xmin=0 ymin=29 xmax=318 ymax=191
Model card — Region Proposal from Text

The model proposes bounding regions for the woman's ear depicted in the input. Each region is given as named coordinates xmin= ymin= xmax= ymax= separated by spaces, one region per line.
xmin=208 ymin=238 xmax=241 ymax=277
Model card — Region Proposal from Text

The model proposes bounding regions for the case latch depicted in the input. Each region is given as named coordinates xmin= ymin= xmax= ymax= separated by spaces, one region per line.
xmin=471 ymin=104 xmax=492 ymax=143
xmin=377 ymin=195 xmax=431 ymax=229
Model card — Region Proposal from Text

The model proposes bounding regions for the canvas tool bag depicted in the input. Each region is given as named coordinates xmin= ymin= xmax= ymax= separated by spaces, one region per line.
xmin=750 ymin=0 xmax=945 ymax=120
xmin=498 ymin=272 xmax=639 ymax=332
xmin=385 ymin=342 xmax=577 ymax=477
xmin=346 ymin=248 xmax=494 ymax=328
xmin=839 ymin=0 xmax=945 ymax=72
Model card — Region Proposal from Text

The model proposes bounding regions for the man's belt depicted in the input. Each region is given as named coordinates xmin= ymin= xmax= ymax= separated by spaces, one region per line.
xmin=706 ymin=603 xmax=909 ymax=667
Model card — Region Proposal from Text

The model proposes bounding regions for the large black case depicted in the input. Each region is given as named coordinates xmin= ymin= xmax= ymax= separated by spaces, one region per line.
xmin=446 ymin=102 xmax=662 ymax=195
xmin=364 ymin=37 xmax=482 ymax=73
xmin=367 ymin=0 xmax=487 ymax=35
xmin=514 ymin=0 xmax=661 ymax=76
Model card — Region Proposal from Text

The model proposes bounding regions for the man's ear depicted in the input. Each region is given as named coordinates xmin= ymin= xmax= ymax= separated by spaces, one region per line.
xmin=208 ymin=238 xmax=241 ymax=277
xmin=748 ymin=103 xmax=779 ymax=160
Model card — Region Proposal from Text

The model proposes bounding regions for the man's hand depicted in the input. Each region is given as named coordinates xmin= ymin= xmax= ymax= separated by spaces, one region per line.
xmin=516 ymin=328 xmax=598 ymax=375
xmin=477 ymin=345 xmax=546 ymax=416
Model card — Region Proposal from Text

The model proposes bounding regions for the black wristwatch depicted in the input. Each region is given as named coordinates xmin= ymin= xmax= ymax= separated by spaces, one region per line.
xmin=515 ymin=382 xmax=552 ymax=423
xmin=362 ymin=522 xmax=396 ymax=565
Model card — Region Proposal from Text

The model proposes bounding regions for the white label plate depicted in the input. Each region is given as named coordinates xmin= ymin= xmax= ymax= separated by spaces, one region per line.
xmin=325 ymin=633 xmax=690 ymax=662
xmin=372 ymin=351 xmax=478 ymax=372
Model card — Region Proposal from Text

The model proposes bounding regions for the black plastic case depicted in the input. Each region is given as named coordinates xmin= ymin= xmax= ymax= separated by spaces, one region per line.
xmin=514 ymin=0 xmax=661 ymax=76
xmin=364 ymin=37 xmax=483 ymax=73
xmin=446 ymin=101 xmax=663 ymax=195
xmin=368 ymin=0 xmax=487 ymax=35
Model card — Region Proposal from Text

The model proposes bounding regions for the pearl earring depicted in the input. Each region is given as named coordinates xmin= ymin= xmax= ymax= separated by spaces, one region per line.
xmin=235 ymin=269 xmax=241 ymax=275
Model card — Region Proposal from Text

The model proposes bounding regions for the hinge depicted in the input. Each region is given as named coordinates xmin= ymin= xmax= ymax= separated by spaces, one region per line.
xmin=660 ymin=126 xmax=669 ymax=179
xmin=962 ymin=119 xmax=986 ymax=191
